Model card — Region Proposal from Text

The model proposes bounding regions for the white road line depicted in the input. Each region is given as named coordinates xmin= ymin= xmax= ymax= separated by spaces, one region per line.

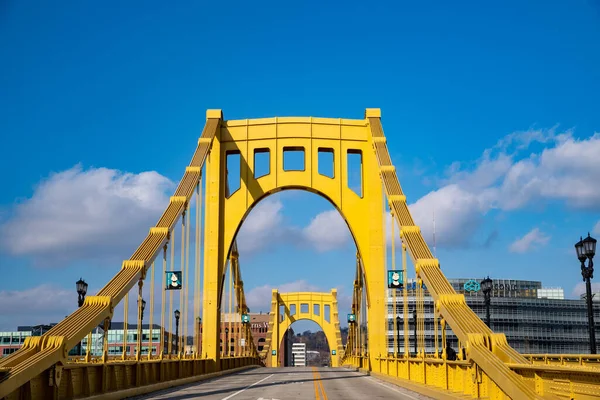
xmin=364 ymin=376 xmax=421 ymax=400
xmin=220 ymin=374 xmax=275 ymax=400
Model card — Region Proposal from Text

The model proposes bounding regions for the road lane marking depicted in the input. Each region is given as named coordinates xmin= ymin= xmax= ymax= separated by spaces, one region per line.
xmin=364 ymin=376 xmax=420 ymax=400
xmin=312 ymin=367 xmax=328 ymax=400
xmin=220 ymin=374 xmax=274 ymax=400
xmin=312 ymin=368 xmax=320 ymax=400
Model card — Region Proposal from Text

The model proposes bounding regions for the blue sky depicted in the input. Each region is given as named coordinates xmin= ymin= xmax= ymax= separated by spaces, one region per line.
xmin=1 ymin=0 xmax=600 ymax=333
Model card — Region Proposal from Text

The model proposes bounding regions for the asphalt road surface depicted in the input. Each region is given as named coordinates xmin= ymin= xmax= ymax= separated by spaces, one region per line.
xmin=133 ymin=366 xmax=433 ymax=400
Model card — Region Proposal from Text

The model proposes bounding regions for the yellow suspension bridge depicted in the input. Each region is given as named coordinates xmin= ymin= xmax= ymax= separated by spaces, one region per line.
xmin=1 ymin=109 xmax=599 ymax=400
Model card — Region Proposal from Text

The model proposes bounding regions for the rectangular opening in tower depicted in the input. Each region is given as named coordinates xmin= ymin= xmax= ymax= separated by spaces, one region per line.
xmin=289 ymin=304 xmax=296 ymax=316
xmin=283 ymin=146 xmax=305 ymax=171
xmin=318 ymin=147 xmax=334 ymax=178
xmin=226 ymin=151 xmax=241 ymax=197
xmin=314 ymin=304 xmax=320 ymax=316
xmin=347 ymin=149 xmax=363 ymax=197
xmin=254 ymin=148 xmax=270 ymax=178
xmin=300 ymin=303 xmax=309 ymax=314
xmin=324 ymin=305 xmax=331 ymax=323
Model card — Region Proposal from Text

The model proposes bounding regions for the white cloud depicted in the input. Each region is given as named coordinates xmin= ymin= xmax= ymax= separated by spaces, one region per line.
xmin=237 ymin=199 xmax=288 ymax=253
xmin=0 ymin=165 xmax=174 ymax=265
xmin=237 ymin=200 xmax=353 ymax=254
xmin=509 ymin=228 xmax=550 ymax=253
xmin=301 ymin=210 xmax=351 ymax=252
xmin=408 ymin=184 xmax=495 ymax=248
xmin=571 ymin=282 xmax=600 ymax=299
xmin=406 ymin=128 xmax=600 ymax=248
xmin=0 ymin=284 xmax=75 ymax=330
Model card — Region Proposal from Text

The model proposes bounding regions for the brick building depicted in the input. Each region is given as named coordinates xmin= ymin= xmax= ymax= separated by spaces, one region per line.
xmin=196 ymin=312 xmax=270 ymax=356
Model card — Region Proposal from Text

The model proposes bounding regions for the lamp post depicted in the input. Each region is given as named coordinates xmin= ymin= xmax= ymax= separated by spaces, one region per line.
xmin=576 ymin=233 xmax=597 ymax=354
xmin=412 ymin=309 xmax=417 ymax=356
xmin=196 ymin=316 xmax=201 ymax=356
xmin=138 ymin=298 xmax=146 ymax=322
xmin=481 ymin=276 xmax=493 ymax=328
xmin=225 ymin=327 xmax=230 ymax=357
xmin=76 ymin=278 xmax=88 ymax=307
xmin=76 ymin=278 xmax=88 ymax=356
xmin=395 ymin=315 xmax=401 ymax=356
xmin=174 ymin=309 xmax=180 ymax=355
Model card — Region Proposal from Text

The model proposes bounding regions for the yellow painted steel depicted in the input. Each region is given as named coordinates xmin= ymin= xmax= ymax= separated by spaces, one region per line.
xmin=3 ymin=108 xmax=600 ymax=400
xmin=259 ymin=290 xmax=344 ymax=368
xmin=201 ymin=113 xmax=386 ymax=371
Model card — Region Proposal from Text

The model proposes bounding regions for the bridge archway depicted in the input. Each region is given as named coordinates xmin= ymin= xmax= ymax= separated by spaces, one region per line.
xmin=269 ymin=290 xmax=343 ymax=368
xmin=202 ymin=111 xmax=386 ymax=366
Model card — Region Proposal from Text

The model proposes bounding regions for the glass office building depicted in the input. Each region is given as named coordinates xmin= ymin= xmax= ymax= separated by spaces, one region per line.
xmin=386 ymin=278 xmax=600 ymax=354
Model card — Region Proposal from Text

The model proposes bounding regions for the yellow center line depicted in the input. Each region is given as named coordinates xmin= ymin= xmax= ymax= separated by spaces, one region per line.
xmin=312 ymin=367 xmax=321 ymax=400
xmin=312 ymin=366 xmax=329 ymax=400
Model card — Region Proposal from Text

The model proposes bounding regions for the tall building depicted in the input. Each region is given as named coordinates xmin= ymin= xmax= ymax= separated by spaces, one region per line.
xmin=386 ymin=278 xmax=600 ymax=355
xmin=291 ymin=343 xmax=307 ymax=366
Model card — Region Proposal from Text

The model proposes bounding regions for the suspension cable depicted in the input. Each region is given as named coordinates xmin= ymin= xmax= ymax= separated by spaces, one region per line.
xmin=184 ymin=205 xmax=191 ymax=358
xmin=136 ymin=279 xmax=143 ymax=360
xmin=149 ymin=261 xmax=155 ymax=360
xmin=179 ymin=211 xmax=185 ymax=358
xmin=402 ymin=243 xmax=409 ymax=358
xmin=168 ymin=229 xmax=175 ymax=356
xmin=122 ymin=292 xmax=129 ymax=360
xmin=160 ymin=244 xmax=167 ymax=357
xmin=391 ymin=209 xmax=396 ymax=357
xmin=194 ymin=180 xmax=202 ymax=358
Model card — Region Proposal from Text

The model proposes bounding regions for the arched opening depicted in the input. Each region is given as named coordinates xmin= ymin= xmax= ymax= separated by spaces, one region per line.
xmin=228 ymin=189 xmax=357 ymax=313
xmin=213 ymin=188 xmax=363 ymax=365
xmin=201 ymin=121 xmax=387 ymax=364
xmin=279 ymin=320 xmax=331 ymax=367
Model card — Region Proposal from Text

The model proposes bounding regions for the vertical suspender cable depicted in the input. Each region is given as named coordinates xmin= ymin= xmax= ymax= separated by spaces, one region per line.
xmin=136 ymin=279 xmax=143 ymax=360
xmin=391 ymin=209 xmax=396 ymax=357
xmin=185 ymin=205 xmax=191 ymax=358
xmin=194 ymin=180 xmax=201 ymax=358
xmin=179 ymin=212 xmax=186 ymax=357
xmin=228 ymin=260 xmax=232 ymax=357
xmin=402 ymin=243 xmax=409 ymax=358
xmin=149 ymin=261 xmax=155 ymax=360
xmin=169 ymin=229 xmax=175 ymax=355
xmin=160 ymin=245 xmax=167 ymax=357
xmin=102 ymin=318 xmax=109 ymax=362
xmin=434 ymin=301 xmax=439 ymax=358
xmin=122 ymin=293 xmax=129 ymax=360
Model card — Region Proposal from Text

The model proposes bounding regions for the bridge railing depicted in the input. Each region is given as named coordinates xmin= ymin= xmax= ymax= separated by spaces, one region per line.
xmin=14 ymin=356 xmax=260 ymax=400
xmin=522 ymin=354 xmax=600 ymax=368
xmin=343 ymin=354 xmax=600 ymax=399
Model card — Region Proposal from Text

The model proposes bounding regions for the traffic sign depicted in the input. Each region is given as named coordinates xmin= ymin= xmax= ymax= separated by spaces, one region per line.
xmin=387 ymin=270 xmax=403 ymax=288
xmin=165 ymin=271 xmax=182 ymax=290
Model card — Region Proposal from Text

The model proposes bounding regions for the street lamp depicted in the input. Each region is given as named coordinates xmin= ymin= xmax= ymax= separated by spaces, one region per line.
xmin=576 ymin=233 xmax=597 ymax=354
xmin=225 ymin=327 xmax=230 ymax=356
xmin=138 ymin=298 xmax=146 ymax=322
xmin=412 ymin=309 xmax=417 ymax=356
xmin=196 ymin=317 xmax=201 ymax=355
xmin=76 ymin=278 xmax=88 ymax=356
xmin=174 ymin=309 xmax=181 ymax=354
xmin=76 ymin=278 xmax=88 ymax=308
xmin=481 ymin=276 xmax=493 ymax=328
xmin=395 ymin=315 xmax=401 ymax=356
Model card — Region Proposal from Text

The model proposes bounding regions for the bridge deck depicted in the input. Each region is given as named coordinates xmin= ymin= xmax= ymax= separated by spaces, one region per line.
xmin=133 ymin=367 xmax=432 ymax=400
